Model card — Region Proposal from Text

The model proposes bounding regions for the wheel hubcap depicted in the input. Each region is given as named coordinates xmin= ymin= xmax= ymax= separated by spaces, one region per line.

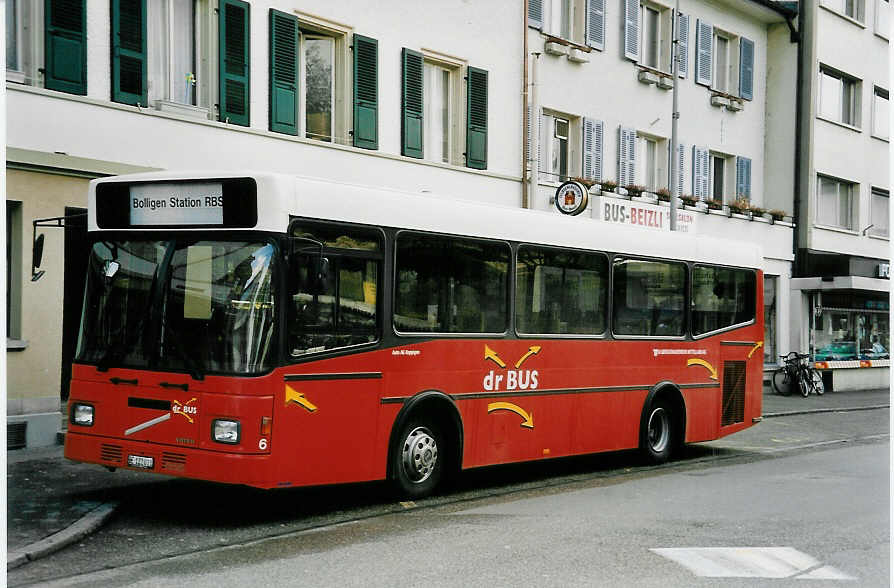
xmin=401 ymin=426 xmax=438 ymax=484
xmin=648 ymin=408 xmax=669 ymax=453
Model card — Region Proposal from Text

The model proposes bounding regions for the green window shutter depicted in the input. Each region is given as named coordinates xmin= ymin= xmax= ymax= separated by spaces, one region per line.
xmin=44 ymin=0 xmax=87 ymax=95
xmin=219 ymin=0 xmax=251 ymax=126
xmin=465 ymin=67 xmax=488 ymax=170
xmin=353 ymin=34 xmax=378 ymax=150
xmin=110 ymin=0 xmax=146 ymax=106
xmin=401 ymin=48 xmax=424 ymax=159
xmin=269 ymin=9 xmax=298 ymax=135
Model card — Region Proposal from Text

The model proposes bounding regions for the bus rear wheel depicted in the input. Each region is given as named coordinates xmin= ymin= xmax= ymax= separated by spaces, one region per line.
xmin=392 ymin=419 xmax=443 ymax=498
xmin=640 ymin=399 xmax=674 ymax=464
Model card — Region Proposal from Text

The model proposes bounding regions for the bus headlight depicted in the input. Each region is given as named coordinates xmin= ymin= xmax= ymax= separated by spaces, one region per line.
xmin=70 ymin=403 xmax=94 ymax=427
xmin=212 ymin=419 xmax=240 ymax=444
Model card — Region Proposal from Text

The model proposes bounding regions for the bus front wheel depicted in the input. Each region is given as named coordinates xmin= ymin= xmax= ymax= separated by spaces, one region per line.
xmin=392 ymin=419 xmax=444 ymax=498
xmin=640 ymin=398 xmax=674 ymax=464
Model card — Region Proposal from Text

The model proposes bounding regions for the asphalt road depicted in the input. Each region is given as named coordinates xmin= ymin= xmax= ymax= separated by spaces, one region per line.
xmin=9 ymin=408 xmax=889 ymax=587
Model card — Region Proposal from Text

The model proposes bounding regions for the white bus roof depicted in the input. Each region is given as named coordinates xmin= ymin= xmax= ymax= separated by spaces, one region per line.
xmin=88 ymin=170 xmax=763 ymax=270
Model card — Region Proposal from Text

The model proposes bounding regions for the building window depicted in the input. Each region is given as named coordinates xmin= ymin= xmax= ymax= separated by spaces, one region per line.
xmin=710 ymin=152 xmax=733 ymax=202
xmin=540 ymin=113 xmax=575 ymax=182
xmin=816 ymin=175 xmax=855 ymax=229
xmin=640 ymin=2 xmax=672 ymax=71
xmin=6 ymin=0 xmax=21 ymax=76
xmin=712 ymin=31 xmax=740 ymax=94
xmin=877 ymin=0 xmax=890 ymax=37
xmin=6 ymin=201 xmax=22 ymax=340
xmin=819 ymin=67 xmax=861 ymax=127
xmin=872 ymin=86 xmax=889 ymax=139
xmin=870 ymin=188 xmax=889 ymax=237
xmin=763 ymin=275 xmax=777 ymax=365
xmin=148 ymin=1 xmax=200 ymax=108
xmin=823 ymin=0 xmax=865 ymax=21
xmin=302 ymin=34 xmax=336 ymax=142
xmin=424 ymin=61 xmax=453 ymax=164
xmin=635 ymin=134 xmax=664 ymax=190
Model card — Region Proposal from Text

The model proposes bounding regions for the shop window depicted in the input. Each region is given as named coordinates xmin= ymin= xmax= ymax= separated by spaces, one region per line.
xmin=819 ymin=66 xmax=861 ymax=128
xmin=813 ymin=295 xmax=889 ymax=361
xmin=763 ymin=275 xmax=777 ymax=365
xmin=869 ymin=188 xmax=889 ymax=237
xmin=6 ymin=201 xmax=22 ymax=340
xmin=816 ymin=175 xmax=855 ymax=230
xmin=515 ymin=245 xmax=608 ymax=335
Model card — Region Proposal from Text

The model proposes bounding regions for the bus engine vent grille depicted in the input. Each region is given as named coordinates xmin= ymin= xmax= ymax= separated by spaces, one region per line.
xmin=100 ymin=444 xmax=123 ymax=464
xmin=162 ymin=452 xmax=187 ymax=472
xmin=7 ymin=422 xmax=27 ymax=449
xmin=722 ymin=361 xmax=746 ymax=426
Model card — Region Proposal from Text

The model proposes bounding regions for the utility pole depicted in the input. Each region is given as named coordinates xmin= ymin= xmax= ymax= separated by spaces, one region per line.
xmin=669 ymin=0 xmax=681 ymax=231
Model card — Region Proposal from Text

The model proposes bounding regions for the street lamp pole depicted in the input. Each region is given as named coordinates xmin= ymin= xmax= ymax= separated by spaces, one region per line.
xmin=669 ymin=0 xmax=681 ymax=231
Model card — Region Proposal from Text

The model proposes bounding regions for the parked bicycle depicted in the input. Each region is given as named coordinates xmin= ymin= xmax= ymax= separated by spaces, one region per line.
xmin=772 ymin=352 xmax=825 ymax=397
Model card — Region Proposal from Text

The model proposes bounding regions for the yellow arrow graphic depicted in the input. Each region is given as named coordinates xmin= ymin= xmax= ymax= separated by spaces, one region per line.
xmin=484 ymin=345 xmax=507 ymax=368
xmin=514 ymin=345 xmax=542 ymax=368
xmin=487 ymin=402 xmax=534 ymax=429
xmin=285 ymin=385 xmax=318 ymax=413
xmin=747 ymin=341 xmax=764 ymax=359
xmin=686 ymin=358 xmax=718 ymax=380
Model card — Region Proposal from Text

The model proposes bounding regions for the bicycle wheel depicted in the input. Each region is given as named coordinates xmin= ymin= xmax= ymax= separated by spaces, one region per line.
xmin=810 ymin=369 xmax=825 ymax=395
xmin=799 ymin=373 xmax=810 ymax=397
xmin=772 ymin=368 xmax=792 ymax=396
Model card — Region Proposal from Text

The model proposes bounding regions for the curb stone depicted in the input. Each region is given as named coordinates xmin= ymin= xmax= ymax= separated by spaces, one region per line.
xmin=763 ymin=404 xmax=890 ymax=419
xmin=7 ymin=502 xmax=119 ymax=570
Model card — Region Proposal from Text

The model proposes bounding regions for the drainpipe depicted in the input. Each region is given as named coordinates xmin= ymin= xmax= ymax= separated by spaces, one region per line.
xmin=669 ymin=0 xmax=681 ymax=230
xmin=792 ymin=7 xmax=805 ymax=277
xmin=528 ymin=53 xmax=540 ymax=210
xmin=522 ymin=0 xmax=530 ymax=208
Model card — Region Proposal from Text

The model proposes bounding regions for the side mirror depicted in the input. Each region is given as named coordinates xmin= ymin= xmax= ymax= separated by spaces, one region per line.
xmin=31 ymin=233 xmax=45 ymax=282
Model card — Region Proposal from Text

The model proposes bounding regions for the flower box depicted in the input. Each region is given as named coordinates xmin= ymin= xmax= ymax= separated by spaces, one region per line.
xmin=568 ymin=47 xmax=590 ymax=63
xmin=637 ymin=70 xmax=659 ymax=85
xmin=727 ymin=99 xmax=744 ymax=112
xmin=710 ymin=95 xmax=731 ymax=108
xmin=657 ymin=76 xmax=674 ymax=90
xmin=545 ymin=41 xmax=568 ymax=56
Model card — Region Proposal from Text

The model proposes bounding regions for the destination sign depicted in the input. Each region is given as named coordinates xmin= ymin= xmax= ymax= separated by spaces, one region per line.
xmin=130 ymin=182 xmax=223 ymax=226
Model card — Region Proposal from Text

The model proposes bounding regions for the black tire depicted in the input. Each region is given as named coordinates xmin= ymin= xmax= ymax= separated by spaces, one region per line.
xmin=772 ymin=368 xmax=792 ymax=396
xmin=799 ymin=374 xmax=810 ymax=397
xmin=810 ymin=369 xmax=825 ymax=395
xmin=391 ymin=418 xmax=444 ymax=499
xmin=640 ymin=398 xmax=674 ymax=464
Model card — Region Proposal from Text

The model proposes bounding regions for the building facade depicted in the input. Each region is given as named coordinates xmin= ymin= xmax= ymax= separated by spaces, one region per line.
xmin=524 ymin=0 xmax=799 ymax=372
xmin=788 ymin=0 xmax=890 ymax=390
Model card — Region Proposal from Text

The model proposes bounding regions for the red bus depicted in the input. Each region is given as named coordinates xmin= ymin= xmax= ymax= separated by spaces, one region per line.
xmin=63 ymin=171 xmax=763 ymax=497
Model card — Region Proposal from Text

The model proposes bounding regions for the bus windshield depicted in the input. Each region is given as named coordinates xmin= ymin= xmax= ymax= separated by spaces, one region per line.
xmin=75 ymin=239 xmax=277 ymax=376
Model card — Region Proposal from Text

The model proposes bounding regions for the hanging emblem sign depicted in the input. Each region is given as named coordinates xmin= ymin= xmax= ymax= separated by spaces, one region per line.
xmin=554 ymin=181 xmax=589 ymax=216
xmin=130 ymin=182 xmax=224 ymax=226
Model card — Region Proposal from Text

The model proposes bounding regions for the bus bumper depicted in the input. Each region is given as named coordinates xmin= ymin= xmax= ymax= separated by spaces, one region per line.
xmin=64 ymin=432 xmax=281 ymax=489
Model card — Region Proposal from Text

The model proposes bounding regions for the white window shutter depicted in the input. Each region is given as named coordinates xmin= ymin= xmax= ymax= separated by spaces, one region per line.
xmin=526 ymin=106 xmax=533 ymax=172
xmin=677 ymin=13 xmax=690 ymax=79
xmin=618 ymin=127 xmax=636 ymax=186
xmin=692 ymin=145 xmax=709 ymax=199
xmin=735 ymin=156 xmax=752 ymax=199
xmin=677 ymin=143 xmax=685 ymax=196
xmin=695 ymin=19 xmax=713 ymax=87
xmin=539 ymin=112 xmax=548 ymax=176
xmin=582 ymin=118 xmax=604 ymax=181
xmin=586 ymin=0 xmax=605 ymax=50
xmin=529 ymin=0 xmax=544 ymax=29
xmin=624 ymin=0 xmax=640 ymax=61
xmin=739 ymin=37 xmax=754 ymax=100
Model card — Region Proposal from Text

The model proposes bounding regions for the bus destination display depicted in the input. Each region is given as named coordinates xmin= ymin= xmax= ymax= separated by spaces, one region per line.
xmin=130 ymin=182 xmax=223 ymax=226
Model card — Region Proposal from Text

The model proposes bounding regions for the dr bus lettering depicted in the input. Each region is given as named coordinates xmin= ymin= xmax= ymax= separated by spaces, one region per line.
xmin=483 ymin=369 xmax=539 ymax=392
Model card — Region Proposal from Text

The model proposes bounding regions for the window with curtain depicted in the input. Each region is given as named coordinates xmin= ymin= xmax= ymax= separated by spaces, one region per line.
xmin=819 ymin=67 xmax=859 ymax=127
xmin=870 ymin=188 xmax=889 ymax=237
xmin=6 ymin=0 xmax=19 ymax=72
xmin=635 ymin=134 xmax=660 ymax=190
xmin=540 ymin=114 xmax=571 ymax=182
xmin=872 ymin=87 xmax=889 ymax=139
xmin=816 ymin=175 xmax=855 ymax=229
xmin=424 ymin=62 xmax=451 ymax=163
xmin=302 ymin=35 xmax=335 ymax=142
xmin=148 ymin=0 xmax=197 ymax=106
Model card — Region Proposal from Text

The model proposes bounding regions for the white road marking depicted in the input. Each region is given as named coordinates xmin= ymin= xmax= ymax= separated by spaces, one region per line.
xmin=124 ymin=413 xmax=171 ymax=436
xmin=651 ymin=547 xmax=855 ymax=580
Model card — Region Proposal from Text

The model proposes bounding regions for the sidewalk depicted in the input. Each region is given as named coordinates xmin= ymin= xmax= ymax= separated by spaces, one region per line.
xmin=6 ymin=387 xmax=890 ymax=570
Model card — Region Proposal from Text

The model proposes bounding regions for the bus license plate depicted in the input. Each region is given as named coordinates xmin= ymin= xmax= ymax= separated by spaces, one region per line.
xmin=127 ymin=455 xmax=154 ymax=469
